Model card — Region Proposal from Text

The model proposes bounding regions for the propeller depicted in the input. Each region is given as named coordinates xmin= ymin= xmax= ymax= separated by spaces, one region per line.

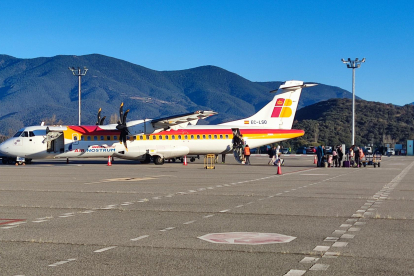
xmin=96 ymin=108 xmax=106 ymax=125
xmin=116 ymin=103 xmax=130 ymax=149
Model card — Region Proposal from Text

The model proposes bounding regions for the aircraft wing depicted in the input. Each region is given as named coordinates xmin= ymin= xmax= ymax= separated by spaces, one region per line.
xmin=151 ymin=110 xmax=217 ymax=129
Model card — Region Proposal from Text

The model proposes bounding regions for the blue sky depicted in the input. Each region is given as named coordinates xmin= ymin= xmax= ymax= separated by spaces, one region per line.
xmin=1 ymin=1 xmax=413 ymax=105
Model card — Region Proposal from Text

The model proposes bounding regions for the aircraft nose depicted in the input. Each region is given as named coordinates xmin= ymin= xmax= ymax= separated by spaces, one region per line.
xmin=0 ymin=141 xmax=9 ymax=155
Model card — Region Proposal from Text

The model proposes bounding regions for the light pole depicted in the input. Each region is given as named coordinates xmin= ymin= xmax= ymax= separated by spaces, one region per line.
xmin=341 ymin=58 xmax=365 ymax=146
xmin=69 ymin=67 xmax=88 ymax=125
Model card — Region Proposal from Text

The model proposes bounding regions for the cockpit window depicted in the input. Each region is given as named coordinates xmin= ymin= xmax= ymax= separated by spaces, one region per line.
xmin=22 ymin=132 xmax=29 ymax=137
xmin=29 ymin=131 xmax=35 ymax=137
xmin=33 ymin=130 xmax=47 ymax=136
xmin=13 ymin=131 xmax=23 ymax=137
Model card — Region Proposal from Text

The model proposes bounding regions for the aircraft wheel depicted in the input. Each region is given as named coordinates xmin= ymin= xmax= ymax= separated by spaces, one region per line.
xmin=190 ymin=157 xmax=195 ymax=162
xmin=153 ymin=156 xmax=164 ymax=165
xmin=26 ymin=159 xmax=32 ymax=164
xmin=18 ymin=161 xmax=23 ymax=165
xmin=378 ymin=162 xmax=381 ymax=168
xmin=171 ymin=158 xmax=176 ymax=163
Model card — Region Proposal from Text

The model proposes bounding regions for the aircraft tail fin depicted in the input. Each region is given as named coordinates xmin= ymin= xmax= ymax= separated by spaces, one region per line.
xmin=220 ymin=80 xmax=317 ymax=129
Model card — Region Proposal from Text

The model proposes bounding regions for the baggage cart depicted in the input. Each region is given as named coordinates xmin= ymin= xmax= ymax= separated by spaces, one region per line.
xmin=372 ymin=153 xmax=382 ymax=168
xmin=361 ymin=153 xmax=381 ymax=168
xmin=204 ymin=154 xmax=216 ymax=169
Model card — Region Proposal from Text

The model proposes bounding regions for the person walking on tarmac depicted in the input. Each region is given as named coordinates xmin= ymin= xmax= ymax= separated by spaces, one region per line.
xmin=316 ymin=145 xmax=324 ymax=167
xmin=337 ymin=145 xmax=344 ymax=167
xmin=244 ymin=144 xmax=251 ymax=165
xmin=354 ymin=146 xmax=361 ymax=167
xmin=267 ymin=146 xmax=274 ymax=165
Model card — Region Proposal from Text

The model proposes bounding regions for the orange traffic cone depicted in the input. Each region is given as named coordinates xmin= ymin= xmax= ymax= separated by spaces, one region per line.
xmin=314 ymin=155 xmax=317 ymax=164
xmin=183 ymin=156 xmax=188 ymax=166
xmin=277 ymin=162 xmax=282 ymax=175
xmin=107 ymin=156 xmax=112 ymax=166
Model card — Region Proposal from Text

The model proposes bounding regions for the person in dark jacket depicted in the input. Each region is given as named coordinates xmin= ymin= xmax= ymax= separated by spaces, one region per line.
xmin=316 ymin=145 xmax=324 ymax=167
xmin=267 ymin=146 xmax=274 ymax=165
xmin=354 ymin=146 xmax=361 ymax=167
xmin=336 ymin=145 xmax=344 ymax=167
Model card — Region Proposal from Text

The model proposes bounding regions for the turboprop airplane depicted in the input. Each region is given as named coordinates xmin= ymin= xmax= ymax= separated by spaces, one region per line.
xmin=0 ymin=80 xmax=316 ymax=165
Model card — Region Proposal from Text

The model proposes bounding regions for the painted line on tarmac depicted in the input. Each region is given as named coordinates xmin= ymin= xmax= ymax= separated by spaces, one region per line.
xmin=48 ymin=258 xmax=76 ymax=267
xmin=94 ymin=246 xmax=117 ymax=253
xmin=160 ymin=227 xmax=176 ymax=232
xmin=131 ymin=235 xmax=149 ymax=241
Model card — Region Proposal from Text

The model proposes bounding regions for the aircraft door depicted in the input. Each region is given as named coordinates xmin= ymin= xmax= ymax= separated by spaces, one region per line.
xmin=28 ymin=131 xmax=36 ymax=143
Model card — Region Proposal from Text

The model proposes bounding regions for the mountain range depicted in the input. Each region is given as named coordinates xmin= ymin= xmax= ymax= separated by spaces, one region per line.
xmin=0 ymin=54 xmax=356 ymax=135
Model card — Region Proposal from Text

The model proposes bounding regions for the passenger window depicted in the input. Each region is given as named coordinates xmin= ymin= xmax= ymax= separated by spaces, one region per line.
xmin=87 ymin=136 xmax=91 ymax=141
xmin=165 ymin=135 xmax=169 ymax=140
xmin=73 ymin=136 xmax=78 ymax=141
xmin=114 ymin=136 xmax=117 ymax=140
xmin=81 ymin=136 xmax=84 ymax=141
xmin=172 ymin=135 xmax=175 ymax=140
xmin=225 ymin=135 xmax=229 ymax=139
xmin=184 ymin=135 xmax=188 ymax=139
xmin=202 ymin=135 xmax=206 ymax=139
xmin=220 ymin=135 xmax=223 ymax=139
xmin=94 ymin=136 xmax=98 ymax=141
xmin=214 ymin=135 xmax=217 ymax=139
xmin=107 ymin=136 xmax=110 ymax=140
xmin=159 ymin=135 xmax=163 ymax=140
xmin=208 ymin=135 xmax=211 ymax=139
xmin=140 ymin=136 xmax=144 ymax=140
xmin=197 ymin=135 xmax=200 ymax=139
xmin=178 ymin=135 xmax=182 ymax=139
xmin=100 ymin=136 xmax=104 ymax=140
xmin=146 ymin=135 xmax=150 ymax=140
xmin=190 ymin=135 xmax=194 ymax=139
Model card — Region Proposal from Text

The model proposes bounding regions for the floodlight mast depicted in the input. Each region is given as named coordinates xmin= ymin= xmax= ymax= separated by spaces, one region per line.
xmin=69 ymin=67 xmax=88 ymax=125
xmin=341 ymin=58 xmax=365 ymax=146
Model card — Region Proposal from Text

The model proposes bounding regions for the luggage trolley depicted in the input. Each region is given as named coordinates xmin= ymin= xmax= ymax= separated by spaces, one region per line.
xmin=361 ymin=153 xmax=382 ymax=168
xmin=372 ymin=153 xmax=382 ymax=168
xmin=204 ymin=154 xmax=216 ymax=169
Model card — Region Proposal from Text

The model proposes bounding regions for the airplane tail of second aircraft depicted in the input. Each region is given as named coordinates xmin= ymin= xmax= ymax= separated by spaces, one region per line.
xmin=220 ymin=80 xmax=317 ymax=129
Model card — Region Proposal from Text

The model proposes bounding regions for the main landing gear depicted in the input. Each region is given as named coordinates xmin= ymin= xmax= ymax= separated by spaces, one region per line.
xmin=153 ymin=155 xmax=165 ymax=165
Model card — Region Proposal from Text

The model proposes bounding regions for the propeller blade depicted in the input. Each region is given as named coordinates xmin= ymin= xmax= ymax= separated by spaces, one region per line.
xmin=122 ymin=131 xmax=128 ymax=148
xmin=116 ymin=102 xmax=129 ymax=150
xmin=123 ymin=109 xmax=130 ymax=125
xmin=119 ymin=103 xmax=124 ymax=123
xmin=96 ymin=108 xmax=102 ymax=125
xmin=99 ymin=116 xmax=106 ymax=125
